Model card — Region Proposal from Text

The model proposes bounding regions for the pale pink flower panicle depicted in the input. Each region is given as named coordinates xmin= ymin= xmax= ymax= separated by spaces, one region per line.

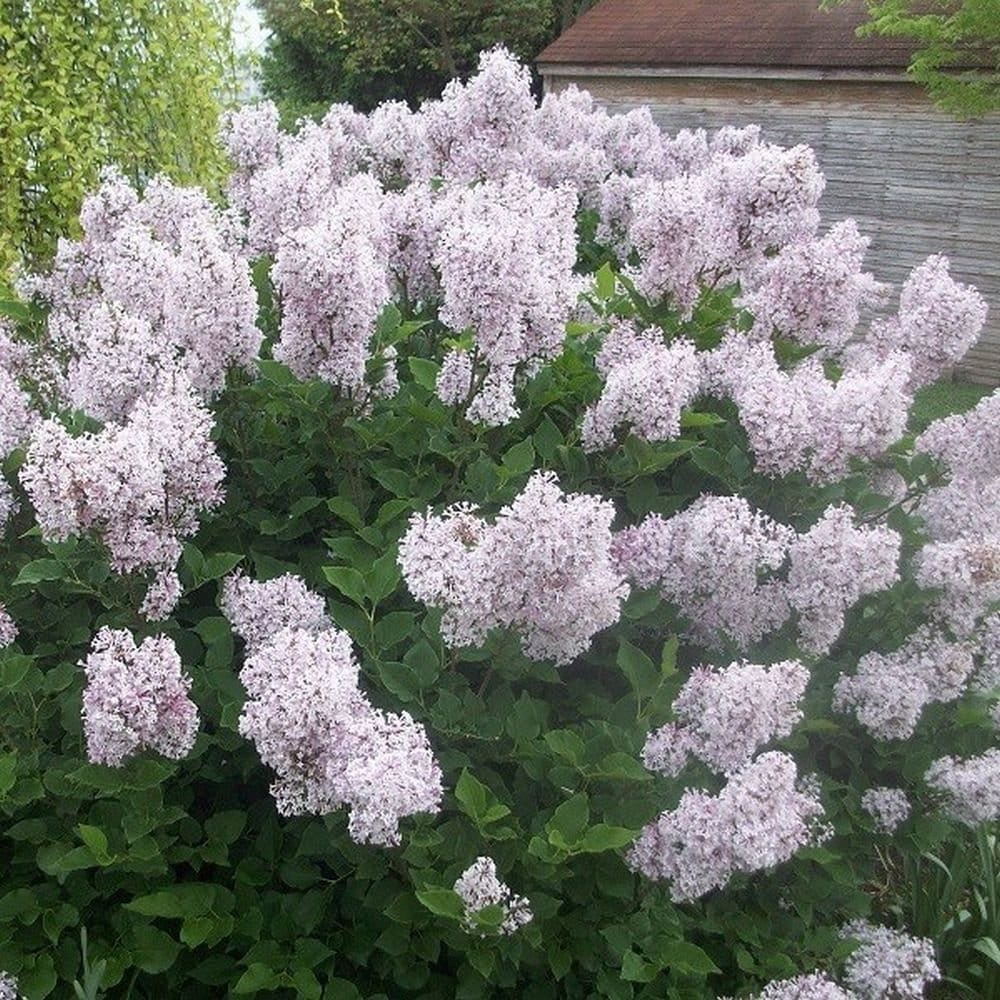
xmin=82 ymin=627 xmax=199 ymax=768
xmin=840 ymin=922 xmax=940 ymax=1000
xmin=787 ymin=505 xmax=901 ymax=655
xmin=833 ymin=627 xmax=974 ymax=740
xmin=399 ymin=472 xmax=628 ymax=666
xmin=612 ymin=495 xmax=794 ymax=650
xmin=582 ymin=323 xmax=703 ymax=450
xmin=642 ymin=660 xmax=809 ymax=777
xmin=238 ymin=625 xmax=443 ymax=845
xmin=720 ymin=972 xmax=855 ymax=1000
xmin=453 ymin=856 xmax=532 ymax=936
xmin=925 ymin=749 xmax=1000 ymax=826
xmin=628 ymin=752 xmax=824 ymax=901
xmin=0 ymin=971 xmax=20 ymax=1000
xmin=220 ymin=572 xmax=330 ymax=650
xmin=861 ymin=787 xmax=911 ymax=833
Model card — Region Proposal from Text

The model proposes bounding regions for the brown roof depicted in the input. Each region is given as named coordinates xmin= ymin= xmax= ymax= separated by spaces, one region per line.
xmin=537 ymin=0 xmax=916 ymax=71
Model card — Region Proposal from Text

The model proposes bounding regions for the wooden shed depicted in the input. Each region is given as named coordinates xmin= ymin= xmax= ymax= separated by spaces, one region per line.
xmin=537 ymin=0 xmax=1000 ymax=383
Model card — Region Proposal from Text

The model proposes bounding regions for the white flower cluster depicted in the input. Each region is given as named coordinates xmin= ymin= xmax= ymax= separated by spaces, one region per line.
xmin=833 ymin=628 xmax=975 ymax=740
xmin=21 ymin=375 xmax=225 ymax=619
xmin=81 ymin=627 xmax=199 ymax=768
xmin=453 ymin=856 xmax=532 ymax=936
xmin=642 ymin=660 xmax=809 ymax=777
xmin=860 ymin=787 xmax=911 ymax=834
xmin=612 ymin=495 xmax=794 ymax=650
xmin=924 ymin=749 xmax=1000 ymax=827
xmin=399 ymin=471 xmax=628 ymax=666
xmin=613 ymin=497 xmax=899 ymax=654
xmin=719 ymin=972 xmax=855 ymax=1000
xmin=581 ymin=323 xmax=702 ymax=450
xmin=840 ymin=922 xmax=940 ymax=1000
xmin=627 ymin=752 xmax=825 ymax=901
xmin=227 ymin=577 xmax=443 ymax=845
xmin=0 ymin=972 xmax=19 ymax=1000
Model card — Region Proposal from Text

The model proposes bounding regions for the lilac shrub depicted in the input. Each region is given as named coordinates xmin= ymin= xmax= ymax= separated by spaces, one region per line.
xmin=0 ymin=45 xmax=994 ymax=999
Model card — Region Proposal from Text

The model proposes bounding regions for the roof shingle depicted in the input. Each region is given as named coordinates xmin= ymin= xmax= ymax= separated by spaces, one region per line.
xmin=537 ymin=0 xmax=916 ymax=71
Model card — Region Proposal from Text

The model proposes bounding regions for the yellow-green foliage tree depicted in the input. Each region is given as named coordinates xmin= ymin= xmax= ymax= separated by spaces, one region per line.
xmin=0 ymin=0 xmax=237 ymax=278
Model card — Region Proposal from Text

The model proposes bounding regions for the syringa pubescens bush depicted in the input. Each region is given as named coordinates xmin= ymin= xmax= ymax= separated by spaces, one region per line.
xmin=0 ymin=46 xmax=995 ymax=1000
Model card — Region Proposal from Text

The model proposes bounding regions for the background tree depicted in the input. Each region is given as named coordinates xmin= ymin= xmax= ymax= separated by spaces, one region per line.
xmin=830 ymin=0 xmax=1000 ymax=116
xmin=254 ymin=0 xmax=597 ymax=117
xmin=0 ymin=0 xmax=238 ymax=279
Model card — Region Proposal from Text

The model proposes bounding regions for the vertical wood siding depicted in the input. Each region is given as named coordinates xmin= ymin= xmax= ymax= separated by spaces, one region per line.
xmin=545 ymin=73 xmax=1000 ymax=384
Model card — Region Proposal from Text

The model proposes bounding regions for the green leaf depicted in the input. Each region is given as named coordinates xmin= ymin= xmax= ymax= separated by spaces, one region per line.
xmin=367 ymin=548 xmax=401 ymax=603
xmin=574 ymin=824 xmax=637 ymax=854
xmin=233 ymin=963 xmax=281 ymax=993
xmin=201 ymin=551 xmax=243 ymax=581
xmin=501 ymin=439 xmax=535 ymax=476
xmin=680 ymin=410 xmax=725 ymax=427
xmin=13 ymin=559 xmax=64 ymax=585
xmin=205 ymin=810 xmax=247 ymax=845
xmin=617 ymin=639 xmax=659 ymax=700
xmin=621 ymin=949 xmax=658 ymax=983
xmin=322 ymin=566 xmax=367 ymax=607
xmin=408 ymin=357 xmax=440 ymax=391
xmin=455 ymin=769 xmax=488 ymax=820
xmin=543 ymin=729 xmax=586 ymax=765
xmin=547 ymin=793 xmax=589 ymax=848
xmin=125 ymin=884 xmax=220 ymax=919
xmin=76 ymin=824 xmax=109 ymax=860
xmin=690 ymin=446 xmax=729 ymax=481
xmin=373 ymin=467 xmax=413 ymax=498
xmin=0 ymin=753 xmax=16 ymax=798
xmin=374 ymin=611 xmax=417 ymax=650
xmin=660 ymin=635 xmax=679 ymax=677
xmin=533 ymin=417 xmax=563 ymax=462
xmin=326 ymin=496 xmax=364 ymax=530
xmin=131 ymin=924 xmax=181 ymax=974
xmin=403 ymin=638 xmax=440 ymax=686
xmin=595 ymin=262 xmax=616 ymax=300
xmin=661 ymin=940 xmax=721 ymax=975
xmin=415 ymin=888 xmax=464 ymax=920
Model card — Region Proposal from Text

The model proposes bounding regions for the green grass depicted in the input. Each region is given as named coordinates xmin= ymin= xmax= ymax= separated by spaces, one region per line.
xmin=909 ymin=379 xmax=992 ymax=433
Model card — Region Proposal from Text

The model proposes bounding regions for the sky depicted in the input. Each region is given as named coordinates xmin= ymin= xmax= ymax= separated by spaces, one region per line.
xmin=234 ymin=0 xmax=269 ymax=56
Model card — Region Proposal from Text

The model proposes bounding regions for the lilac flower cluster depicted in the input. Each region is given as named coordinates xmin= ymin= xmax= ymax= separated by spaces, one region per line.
xmin=840 ymin=922 xmax=940 ymax=1000
xmin=0 ymin=605 xmax=17 ymax=649
xmin=612 ymin=495 xmax=794 ymax=649
xmin=720 ymin=973 xmax=855 ymax=1000
xmin=21 ymin=376 xmax=225 ymax=618
xmin=26 ymin=169 xmax=261 ymax=406
xmin=581 ymin=324 xmax=702 ymax=450
xmin=705 ymin=333 xmax=912 ymax=482
xmin=787 ymin=505 xmax=902 ymax=654
xmin=81 ymin=627 xmax=199 ymax=768
xmin=222 ymin=106 xmax=365 ymax=254
xmin=924 ymin=749 xmax=1000 ymax=826
xmin=399 ymin=472 xmax=628 ymax=665
xmin=271 ymin=175 xmax=392 ymax=396
xmin=860 ymin=255 xmax=988 ymax=388
xmin=453 ymin=856 xmax=533 ymax=936
xmin=432 ymin=175 xmax=580 ymax=422
xmin=228 ymin=577 xmax=442 ymax=845
xmin=221 ymin=572 xmax=330 ymax=650
xmin=833 ymin=627 xmax=974 ymax=740
xmin=738 ymin=220 xmax=888 ymax=351
xmin=861 ymin=787 xmax=911 ymax=833
xmin=627 ymin=752 xmax=825 ymax=901
xmin=915 ymin=391 xmax=1000 ymax=636
xmin=642 ymin=660 xmax=809 ymax=777
xmin=0 ymin=972 xmax=19 ymax=1000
